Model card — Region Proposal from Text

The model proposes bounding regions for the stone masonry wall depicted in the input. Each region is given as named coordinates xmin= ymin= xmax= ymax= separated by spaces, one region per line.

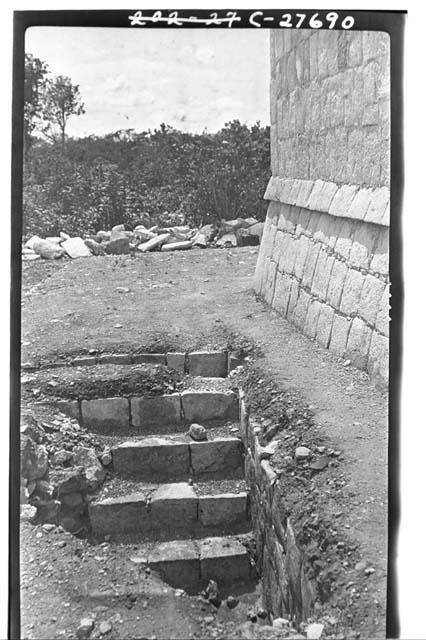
xmin=255 ymin=30 xmax=390 ymax=386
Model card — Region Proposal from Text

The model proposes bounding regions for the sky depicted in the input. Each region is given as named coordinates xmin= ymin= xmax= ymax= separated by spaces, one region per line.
xmin=25 ymin=27 xmax=270 ymax=138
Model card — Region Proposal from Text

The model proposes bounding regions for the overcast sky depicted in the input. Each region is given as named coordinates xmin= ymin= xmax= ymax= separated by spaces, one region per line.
xmin=25 ymin=27 xmax=270 ymax=138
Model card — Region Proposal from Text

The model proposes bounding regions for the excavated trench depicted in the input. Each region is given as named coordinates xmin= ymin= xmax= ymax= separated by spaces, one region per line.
xmin=23 ymin=348 xmax=321 ymax=633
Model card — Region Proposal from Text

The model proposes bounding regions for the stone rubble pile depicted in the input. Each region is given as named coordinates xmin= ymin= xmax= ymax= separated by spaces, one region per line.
xmin=22 ymin=218 xmax=264 ymax=261
xmin=20 ymin=411 xmax=111 ymax=532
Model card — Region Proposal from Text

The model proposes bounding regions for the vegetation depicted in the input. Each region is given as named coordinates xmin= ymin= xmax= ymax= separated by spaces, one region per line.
xmin=23 ymin=54 xmax=270 ymax=237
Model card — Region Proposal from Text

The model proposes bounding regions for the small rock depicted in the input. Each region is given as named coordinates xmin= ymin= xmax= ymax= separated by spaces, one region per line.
xmin=343 ymin=360 xmax=351 ymax=367
xmin=84 ymin=239 xmax=105 ymax=256
xmin=99 ymin=621 xmax=112 ymax=635
xmin=100 ymin=450 xmax=112 ymax=466
xmin=365 ymin=566 xmax=375 ymax=575
xmin=104 ymin=237 xmax=130 ymax=255
xmin=206 ymin=579 xmax=220 ymax=606
xmin=204 ymin=615 xmax=215 ymax=625
xmin=62 ymin=237 xmax=92 ymax=259
xmin=272 ymin=617 xmax=289 ymax=628
xmin=42 ymin=523 xmax=55 ymax=532
xmin=52 ymin=449 xmax=73 ymax=466
xmin=310 ymin=455 xmax=329 ymax=471
xmin=257 ymin=608 xmax=267 ymax=619
xmin=130 ymin=556 xmax=147 ymax=564
xmin=175 ymin=588 xmax=185 ymax=597
xmin=189 ymin=424 xmax=208 ymax=442
xmin=226 ymin=595 xmax=239 ymax=609
xmin=295 ymin=446 xmax=311 ymax=461
xmin=247 ymin=610 xmax=257 ymax=622
xmin=317 ymin=446 xmax=326 ymax=454
xmin=355 ymin=560 xmax=367 ymax=572
xmin=306 ymin=622 xmax=325 ymax=639
xmin=20 ymin=504 xmax=37 ymax=522
xmin=76 ymin=618 xmax=95 ymax=639
xmin=32 ymin=239 xmax=64 ymax=260
xmin=216 ymin=232 xmax=237 ymax=247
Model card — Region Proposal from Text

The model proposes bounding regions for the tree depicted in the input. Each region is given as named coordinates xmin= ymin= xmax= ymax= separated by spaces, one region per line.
xmin=41 ymin=75 xmax=85 ymax=147
xmin=24 ymin=54 xmax=49 ymax=153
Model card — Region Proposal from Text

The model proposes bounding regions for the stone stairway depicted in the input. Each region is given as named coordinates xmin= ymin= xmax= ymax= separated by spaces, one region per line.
xmin=87 ymin=389 xmax=255 ymax=594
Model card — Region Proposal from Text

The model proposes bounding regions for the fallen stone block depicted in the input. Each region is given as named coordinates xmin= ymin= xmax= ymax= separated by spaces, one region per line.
xmin=112 ymin=438 xmax=190 ymax=479
xmin=50 ymin=466 xmax=88 ymax=495
xmin=181 ymin=390 xmax=238 ymax=422
xmin=89 ymin=493 xmax=151 ymax=535
xmin=131 ymin=394 xmax=181 ymax=428
xmin=32 ymin=239 xmax=65 ymax=260
xmin=81 ymin=397 xmax=129 ymax=429
xmin=148 ymin=540 xmax=200 ymax=591
xmin=216 ymin=232 xmax=237 ymax=247
xmin=150 ymin=483 xmax=198 ymax=533
xmin=95 ymin=230 xmax=111 ymax=243
xmin=138 ymin=233 xmax=171 ymax=252
xmin=84 ymin=238 xmax=105 ymax=256
xmin=98 ymin=354 xmax=132 ymax=365
xmin=166 ymin=352 xmax=186 ymax=372
xmin=161 ymin=241 xmax=193 ymax=251
xmin=61 ymin=237 xmax=92 ymax=259
xmin=199 ymin=536 xmax=251 ymax=584
xmin=104 ymin=237 xmax=130 ymax=255
xmin=190 ymin=438 xmax=244 ymax=478
xmin=25 ymin=235 xmax=42 ymax=250
xmin=187 ymin=351 xmax=227 ymax=377
xmin=134 ymin=226 xmax=157 ymax=242
xmin=198 ymin=493 xmax=248 ymax=527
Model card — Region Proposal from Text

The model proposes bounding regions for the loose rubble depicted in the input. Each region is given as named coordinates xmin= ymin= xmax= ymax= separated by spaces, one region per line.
xmin=22 ymin=217 xmax=264 ymax=260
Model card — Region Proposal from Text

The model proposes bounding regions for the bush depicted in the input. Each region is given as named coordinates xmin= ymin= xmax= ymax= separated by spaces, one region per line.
xmin=23 ymin=121 xmax=270 ymax=237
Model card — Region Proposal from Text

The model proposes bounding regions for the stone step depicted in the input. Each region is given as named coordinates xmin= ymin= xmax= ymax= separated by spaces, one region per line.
xmin=146 ymin=536 xmax=253 ymax=592
xmin=112 ymin=436 xmax=244 ymax=480
xmin=89 ymin=482 xmax=249 ymax=538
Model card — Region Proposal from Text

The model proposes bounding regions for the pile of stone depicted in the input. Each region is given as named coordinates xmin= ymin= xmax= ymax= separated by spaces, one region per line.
xmin=22 ymin=217 xmax=264 ymax=261
xmin=20 ymin=411 xmax=110 ymax=532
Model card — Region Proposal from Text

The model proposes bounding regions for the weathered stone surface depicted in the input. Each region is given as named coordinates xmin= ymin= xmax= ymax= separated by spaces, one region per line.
xmin=72 ymin=356 xmax=97 ymax=367
xmin=89 ymin=493 xmax=150 ymax=535
xmin=166 ymin=352 xmax=186 ymax=372
xmin=50 ymin=467 xmax=88 ymax=495
xmin=339 ymin=269 xmax=365 ymax=316
xmin=81 ymin=397 xmax=129 ymax=429
xmin=375 ymin=284 xmax=390 ymax=336
xmin=345 ymin=317 xmax=372 ymax=369
xmin=148 ymin=540 xmax=200 ymax=591
xmin=199 ymin=536 xmax=250 ymax=584
xmin=21 ymin=438 xmax=48 ymax=481
xmin=364 ymin=187 xmax=390 ymax=224
xmin=112 ymin=438 xmax=189 ymax=479
xmin=98 ymin=353 xmax=131 ymax=365
xmin=132 ymin=353 xmax=166 ymax=365
xmin=327 ymin=259 xmax=348 ymax=308
xmin=181 ymin=391 xmax=238 ymax=422
xmin=311 ymin=251 xmax=334 ymax=300
xmin=32 ymin=239 xmax=64 ymax=260
xmin=358 ymin=274 xmax=386 ymax=326
xmin=55 ymin=400 xmax=81 ymax=420
xmin=190 ymin=438 xmax=243 ymax=478
xmin=138 ymin=233 xmax=171 ymax=252
xmin=187 ymin=351 xmax=227 ymax=377
xmin=95 ymin=230 xmax=111 ymax=243
xmin=304 ymin=300 xmax=321 ymax=339
xmin=315 ymin=304 xmax=334 ymax=348
xmin=329 ymin=315 xmax=351 ymax=357
xmin=131 ymin=394 xmax=181 ymax=427
xmin=134 ymin=226 xmax=157 ymax=242
xmin=25 ymin=235 xmax=42 ymax=250
xmin=198 ymin=493 xmax=247 ymax=527
xmin=370 ymin=229 xmax=389 ymax=275
xmin=61 ymin=237 xmax=92 ymax=259
xmin=73 ymin=446 xmax=106 ymax=490
xmin=367 ymin=331 xmax=389 ymax=386
xmin=150 ymin=483 xmax=198 ymax=531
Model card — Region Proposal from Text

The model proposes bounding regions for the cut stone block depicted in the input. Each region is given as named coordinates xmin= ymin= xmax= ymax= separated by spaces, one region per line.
xmin=166 ymin=352 xmax=186 ymax=372
xmin=181 ymin=391 xmax=238 ymax=422
xmin=131 ymin=394 xmax=182 ymax=427
xmin=55 ymin=400 xmax=80 ymax=421
xmin=161 ymin=241 xmax=192 ymax=251
xmin=112 ymin=438 xmax=190 ymax=479
xmin=72 ymin=356 xmax=97 ymax=367
xmin=89 ymin=493 xmax=150 ymax=535
xmin=148 ymin=540 xmax=200 ymax=591
xmin=187 ymin=351 xmax=227 ymax=377
xmin=198 ymin=493 xmax=248 ymax=527
xmin=199 ymin=536 xmax=251 ymax=584
xmin=190 ymin=438 xmax=244 ymax=478
xmin=150 ymin=483 xmax=198 ymax=532
xmin=132 ymin=353 xmax=166 ymax=365
xmin=98 ymin=354 xmax=131 ymax=365
xmin=81 ymin=397 xmax=129 ymax=429
xmin=138 ymin=233 xmax=171 ymax=252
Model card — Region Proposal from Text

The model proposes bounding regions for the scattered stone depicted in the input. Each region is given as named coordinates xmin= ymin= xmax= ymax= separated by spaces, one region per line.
xmin=104 ymin=237 xmax=130 ymax=255
xmin=206 ymin=579 xmax=220 ymax=606
xmin=138 ymin=233 xmax=171 ymax=252
xmin=257 ymin=608 xmax=267 ymax=619
xmin=216 ymin=232 xmax=237 ymax=247
xmin=247 ymin=611 xmax=257 ymax=622
xmin=21 ymin=438 xmax=48 ymax=481
xmin=84 ymin=239 xmax=106 ymax=256
xmin=272 ymin=618 xmax=290 ymax=628
xmin=76 ymin=618 xmax=95 ymax=639
xmin=161 ymin=241 xmax=192 ymax=252
xmin=42 ymin=523 xmax=56 ymax=532
xmin=62 ymin=237 xmax=92 ymax=259
xmin=25 ymin=235 xmax=42 ymax=250
xmin=174 ymin=588 xmax=185 ymax=597
xmin=130 ymin=556 xmax=147 ymax=564
xmin=189 ymin=423 xmax=208 ymax=441
xmin=226 ymin=595 xmax=239 ymax=609
xmin=99 ymin=450 xmax=112 ymax=466
xmin=96 ymin=230 xmax=111 ymax=243
xmin=52 ymin=449 xmax=73 ymax=466
xmin=73 ymin=446 xmax=106 ymax=490
xmin=306 ymin=622 xmax=325 ymax=639
xmin=134 ymin=226 xmax=157 ymax=242
xmin=20 ymin=504 xmax=37 ymax=522
xmin=32 ymin=239 xmax=64 ymax=260
xmin=295 ymin=446 xmax=311 ymax=461
xmin=50 ymin=467 xmax=88 ymax=495
xmin=60 ymin=231 xmax=70 ymax=241
xmin=310 ymin=455 xmax=329 ymax=471
xmin=365 ymin=566 xmax=375 ymax=575
xmin=355 ymin=560 xmax=367 ymax=571
xmin=99 ymin=621 xmax=112 ymax=635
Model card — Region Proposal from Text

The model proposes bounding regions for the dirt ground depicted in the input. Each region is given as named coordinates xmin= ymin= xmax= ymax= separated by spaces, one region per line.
xmin=20 ymin=247 xmax=388 ymax=639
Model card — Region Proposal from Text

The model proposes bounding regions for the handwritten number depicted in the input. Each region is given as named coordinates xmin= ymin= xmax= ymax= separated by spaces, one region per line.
xmin=279 ymin=14 xmax=292 ymax=28
xmin=342 ymin=15 xmax=355 ymax=29
xmin=325 ymin=12 xmax=338 ymax=29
